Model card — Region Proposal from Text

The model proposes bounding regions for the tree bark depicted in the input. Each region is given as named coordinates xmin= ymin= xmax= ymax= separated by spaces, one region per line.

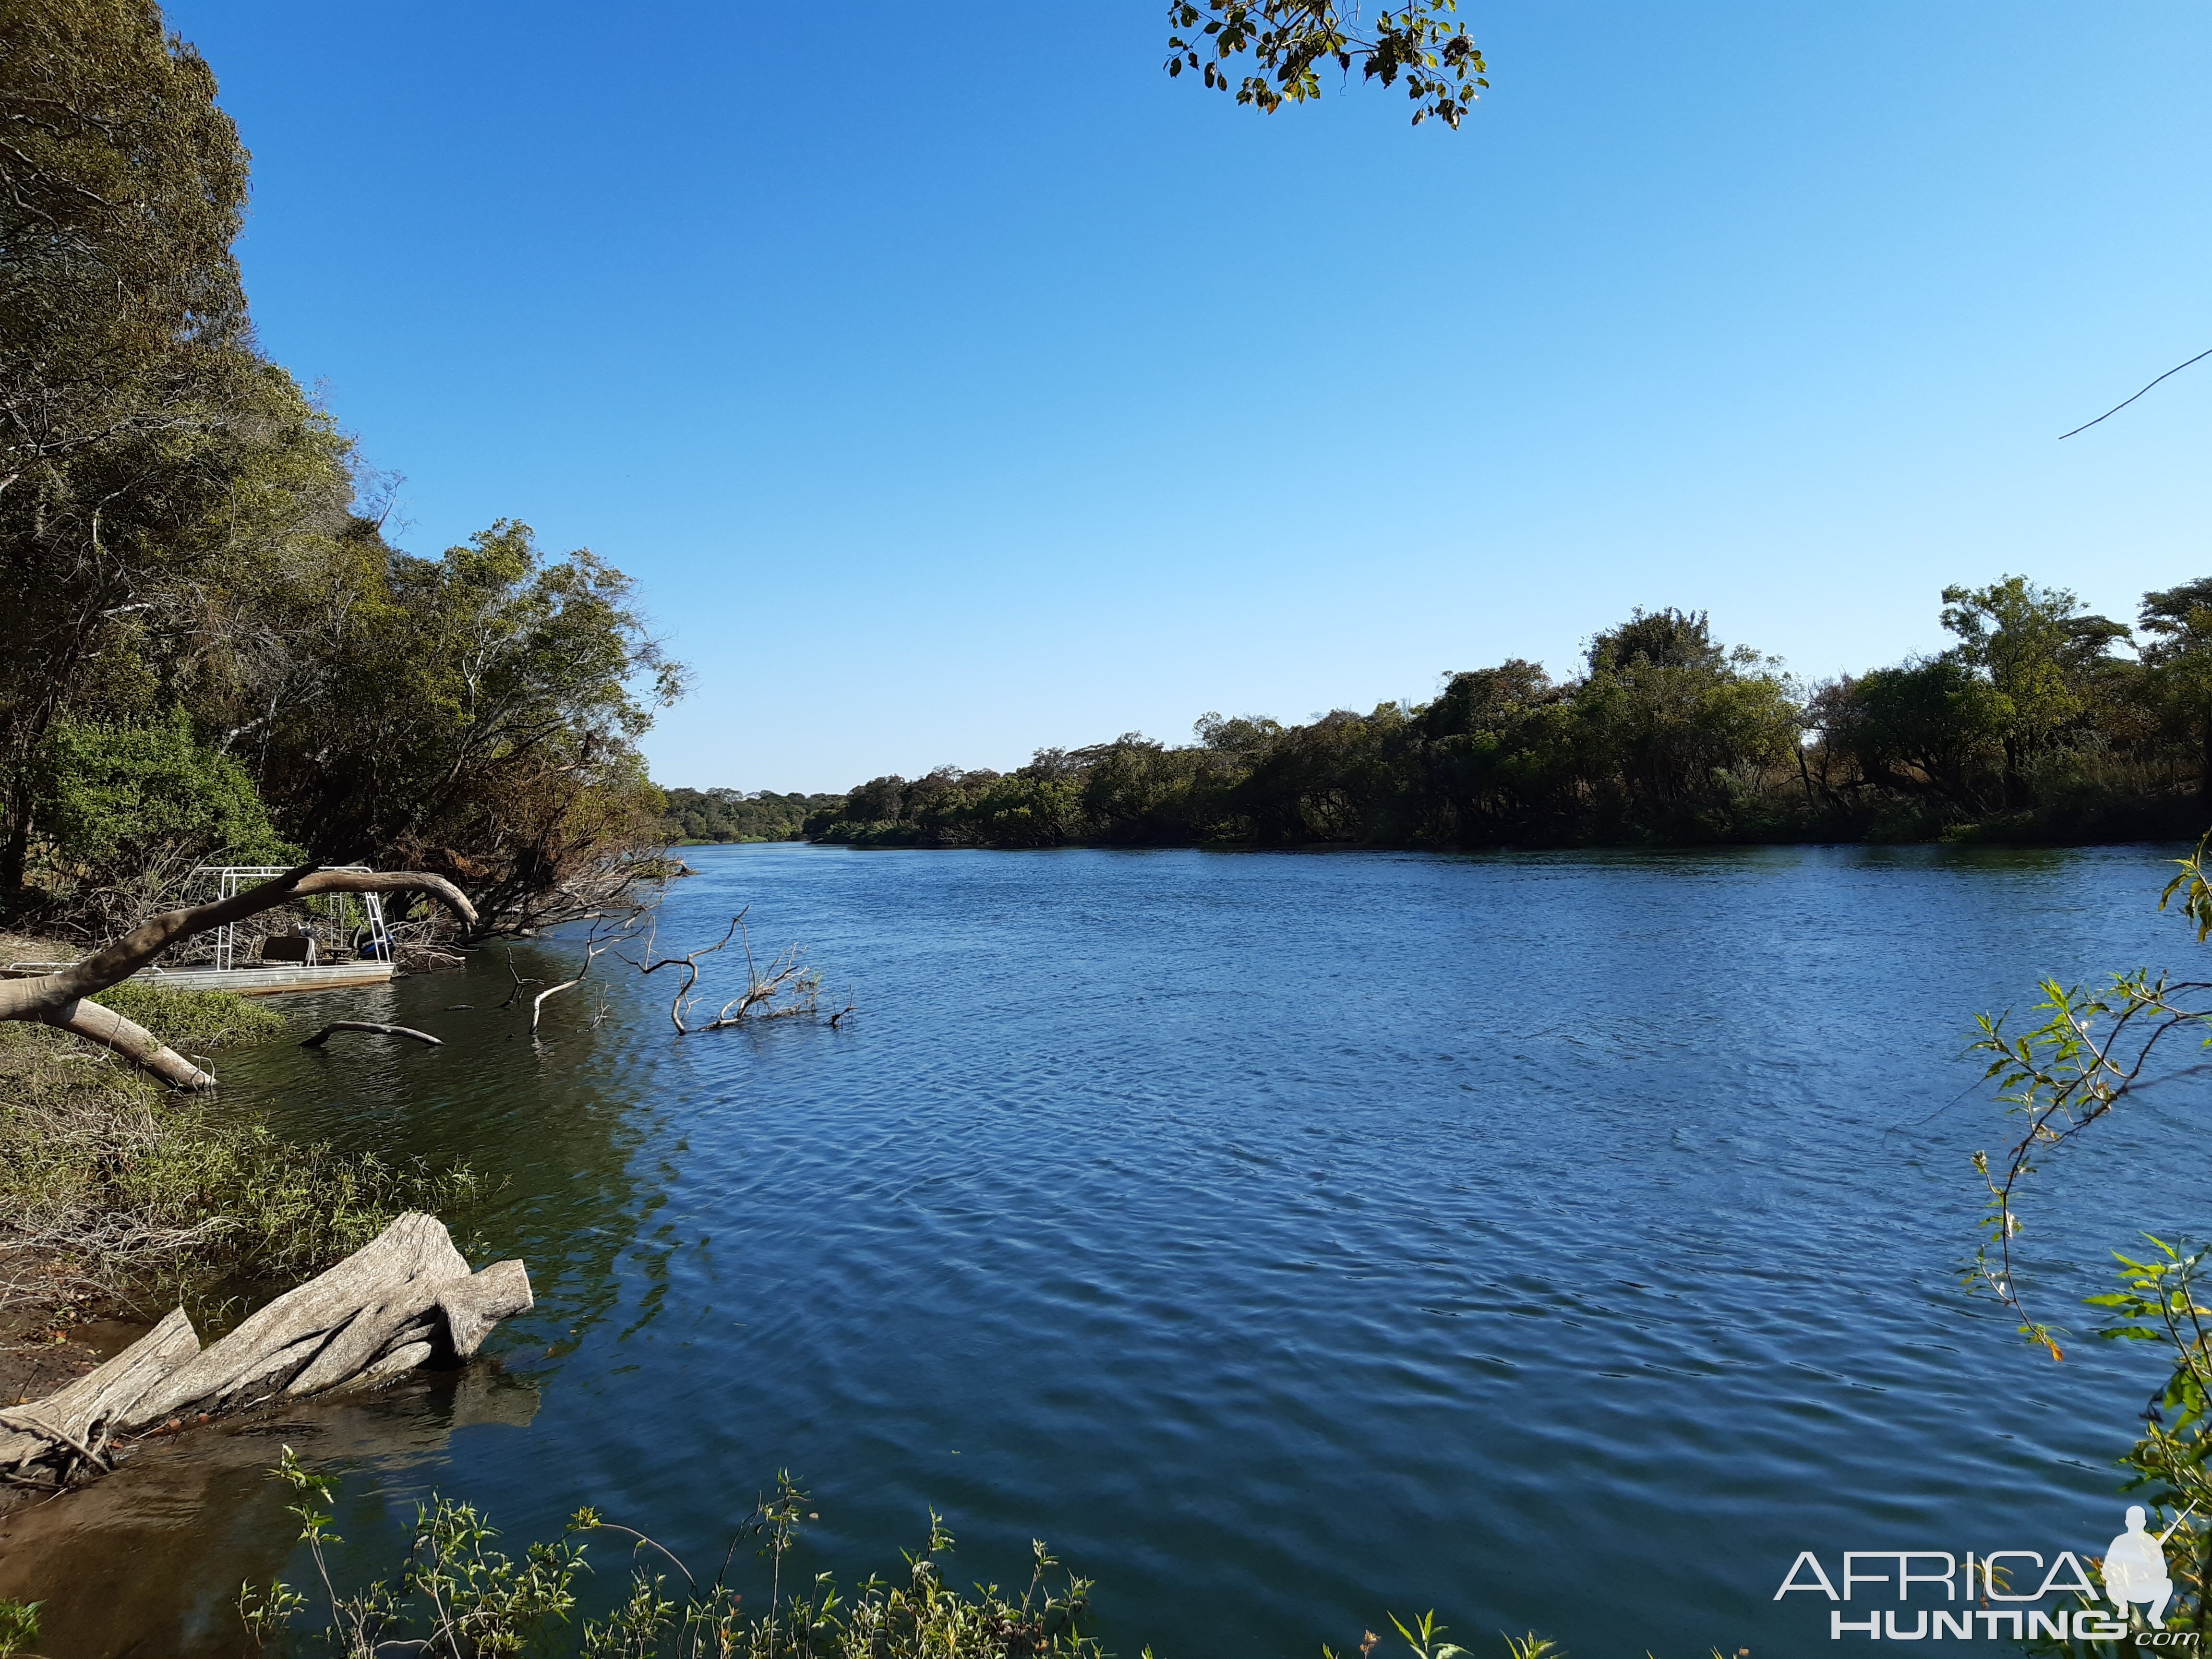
xmin=2200 ymin=700 xmax=2212 ymax=803
xmin=0 ymin=865 xmax=478 ymax=1088
xmin=41 ymin=997 xmax=216 ymax=1088
xmin=0 ymin=773 xmax=31 ymax=895
xmin=0 ymin=1214 xmax=530 ymax=1489
xmin=300 ymin=1021 xmax=442 ymax=1049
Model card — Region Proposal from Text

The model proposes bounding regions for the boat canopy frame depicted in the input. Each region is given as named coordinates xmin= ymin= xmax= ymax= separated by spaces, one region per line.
xmin=195 ymin=865 xmax=394 ymax=972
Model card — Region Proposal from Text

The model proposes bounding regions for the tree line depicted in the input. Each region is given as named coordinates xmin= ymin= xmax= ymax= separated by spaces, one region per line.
xmin=801 ymin=578 xmax=2212 ymax=851
xmin=658 ymin=789 xmax=845 ymax=846
xmin=0 ymin=0 xmax=679 ymax=938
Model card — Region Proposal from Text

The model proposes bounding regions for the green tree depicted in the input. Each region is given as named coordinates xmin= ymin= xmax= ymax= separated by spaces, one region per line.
xmin=1819 ymin=658 xmax=2009 ymax=814
xmin=1939 ymin=576 xmax=2130 ymax=806
xmin=1237 ymin=703 xmax=1413 ymax=843
xmin=1414 ymin=660 xmax=1579 ymax=841
xmin=658 ymin=787 xmax=843 ymax=844
xmin=0 ymin=0 xmax=354 ymax=893
xmin=248 ymin=520 xmax=682 ymax=931
xmin=1570 ymin=609 xmax=1802 ymax=826
xmin=2140 ymin=577 xmax=2212 ymax=800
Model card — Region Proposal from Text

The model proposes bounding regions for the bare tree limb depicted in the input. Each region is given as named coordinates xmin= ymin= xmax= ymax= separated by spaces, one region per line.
xmin=613 ymin=910 xmax=745 ymax=1033
xmin=496 ymin=947 xmax=541 ymax=1010
xmin=0 ymin=865 xmax=479 ymax=1088
xmin=582 ymin=909 xmax=830 ymax=1034
xmin=530 ymin=935 xmax=616 ymax=1035
xmin=301 ymin=1022 xmax=442 ymax=1049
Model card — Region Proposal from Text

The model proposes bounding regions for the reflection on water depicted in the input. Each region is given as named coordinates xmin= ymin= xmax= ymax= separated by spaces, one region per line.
xmin=1 ymin=843 xmax=2202 ymax=1657
xmin=0 ymin=1367 xmax=537 ymax=1651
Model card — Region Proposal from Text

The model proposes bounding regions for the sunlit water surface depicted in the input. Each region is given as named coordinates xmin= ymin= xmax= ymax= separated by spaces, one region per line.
xmin=4 ymin=844 xmax=2204 ymax=1656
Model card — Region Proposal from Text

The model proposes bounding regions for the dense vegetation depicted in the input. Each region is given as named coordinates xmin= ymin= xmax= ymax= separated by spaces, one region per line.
xmin=0 ymin=0 xmax=680 ymax=939
xmin=805 ymin=581 xmax=2212 ymax=851
xmin=0 ymin=971 xmax=477 ymax=1316
xmin=658 ymin=788 xmax=843 ymax=845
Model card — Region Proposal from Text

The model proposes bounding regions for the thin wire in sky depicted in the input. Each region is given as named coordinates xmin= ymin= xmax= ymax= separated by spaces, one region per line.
xmin=2058 ymin=346 xmax=2212 ymax=440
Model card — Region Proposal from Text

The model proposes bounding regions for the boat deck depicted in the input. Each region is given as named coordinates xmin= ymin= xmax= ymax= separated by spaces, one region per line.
xmin=0 ymin=962 xmax=397 ymax=996
xmin=132 ymin=962 xmax=397 ymax=995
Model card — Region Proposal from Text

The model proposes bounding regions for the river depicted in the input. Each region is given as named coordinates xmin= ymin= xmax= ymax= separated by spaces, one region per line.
xmin=2 ymin=842 xmax=2201 ymax=1655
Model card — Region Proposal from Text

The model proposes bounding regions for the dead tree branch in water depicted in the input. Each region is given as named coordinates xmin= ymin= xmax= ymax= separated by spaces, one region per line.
xmin=496 ymin=948 xmax=542 ymax=1011
xmin=301 ymin=1022 xmax=443 ymax=1049
xmin=531 ymin=908 xmax=829 ymax=1037
xmin=530 ymin=932 xmax=622 ymax=1035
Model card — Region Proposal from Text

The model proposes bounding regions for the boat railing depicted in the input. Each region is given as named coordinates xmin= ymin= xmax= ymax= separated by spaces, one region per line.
xmin=189 ymin=864 xmax=394 ymax=974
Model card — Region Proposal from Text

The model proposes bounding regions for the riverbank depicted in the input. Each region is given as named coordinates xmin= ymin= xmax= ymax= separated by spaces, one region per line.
xmin=801 ymin=765 xmax=2212 ymax=849
xmin=0 ymin=1281 xmax=150 ymax=1415
xmin=0 ymin=940 xmax=481 ymax=1423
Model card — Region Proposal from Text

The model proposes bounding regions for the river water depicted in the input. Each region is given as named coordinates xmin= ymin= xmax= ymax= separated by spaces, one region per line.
xmin=3 ymin=843 xmax=2205 ymax=1656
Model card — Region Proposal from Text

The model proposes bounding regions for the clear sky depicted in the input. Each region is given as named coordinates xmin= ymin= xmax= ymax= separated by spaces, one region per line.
xmin=167 ymin=2 xmax=2212 ymax=793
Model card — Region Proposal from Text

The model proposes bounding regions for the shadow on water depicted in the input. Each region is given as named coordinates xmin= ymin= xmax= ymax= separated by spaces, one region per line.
xmin=1 ymin=841 xmax=2204 ymax=1657
xmin=0 ymin=1367 xmax=540 ymax=1654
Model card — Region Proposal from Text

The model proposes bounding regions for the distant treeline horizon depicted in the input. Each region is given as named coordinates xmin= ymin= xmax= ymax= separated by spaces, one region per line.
xmin=663 ymin=577 xmax=2212 ymax=853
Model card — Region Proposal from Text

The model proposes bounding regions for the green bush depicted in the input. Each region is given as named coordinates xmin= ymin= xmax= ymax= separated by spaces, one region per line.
xmin=0 ymin=1020 xmax=479 ymax=1312
xmin=36 ymin=710 xmax=298 ymax=872
xmin=240 ymin=1459 xmax=1106 ymax=1659
xmin=229 ymin=1456 xmax=1597 ymax=1659
xmin=89 ymin=981 xmax=288 ymax=1049
xmin=0 ymin=1600 xmax=36 ymax=1659
xmin=26 ymin=710 xmax=301 ymax=935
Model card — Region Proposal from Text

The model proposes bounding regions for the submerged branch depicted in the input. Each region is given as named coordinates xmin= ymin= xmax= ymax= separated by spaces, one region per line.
xmin=301 ymin=1022 xmax=442 ymax=1049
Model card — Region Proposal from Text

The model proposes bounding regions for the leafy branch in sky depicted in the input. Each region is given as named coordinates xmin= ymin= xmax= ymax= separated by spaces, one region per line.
xmin=1166 ymin=1 xmax=1487 ymax=126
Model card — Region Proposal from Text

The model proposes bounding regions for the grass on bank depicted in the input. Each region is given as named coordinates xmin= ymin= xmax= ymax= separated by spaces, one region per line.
xmin=0 ymin=974 xmax=479 ymax=1325
xmin=88 ymin=979 xmax=290 ymax=1050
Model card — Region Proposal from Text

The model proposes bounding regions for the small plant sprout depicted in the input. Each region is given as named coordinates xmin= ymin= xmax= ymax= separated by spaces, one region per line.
xmin=1389 ymin=1609 xmax=1469 ymax=1659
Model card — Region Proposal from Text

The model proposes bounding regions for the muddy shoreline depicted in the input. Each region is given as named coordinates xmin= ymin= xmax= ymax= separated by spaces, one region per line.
xmin=0 ymin=1359 xmax=541 ymax=1653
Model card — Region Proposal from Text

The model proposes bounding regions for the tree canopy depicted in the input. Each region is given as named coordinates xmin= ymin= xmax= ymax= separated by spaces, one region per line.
xmin=0 ymin=0 xmax=681 ymax=935
xmin=794 ymin=577 xmax=2201 ymax=853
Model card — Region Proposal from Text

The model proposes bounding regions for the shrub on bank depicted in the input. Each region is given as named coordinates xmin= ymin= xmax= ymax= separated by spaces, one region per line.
xmin=0 ymin=989 xmax=477 ymax=1319
xmin=233 ymin=1457 xmax=1107 ymax=1659
xmin=88 ymin=980 xmax=289 ymax=1050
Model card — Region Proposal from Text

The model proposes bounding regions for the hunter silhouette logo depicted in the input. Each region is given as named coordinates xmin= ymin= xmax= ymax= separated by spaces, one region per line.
xmin=1775 ymin=1505 xmax=2201 ymax=1642
xmin=2106 ymin=1504 xmax=2196 ymax=1629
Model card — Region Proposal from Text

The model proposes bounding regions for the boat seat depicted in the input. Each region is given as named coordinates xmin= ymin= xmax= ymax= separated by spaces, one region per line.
xmin=259 ymin=937 xmax=317 ymax=964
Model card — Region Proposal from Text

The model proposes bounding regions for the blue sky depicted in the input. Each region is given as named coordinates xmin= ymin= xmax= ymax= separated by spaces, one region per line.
xmin=169 ymin=2 xmax=2212 ymax=793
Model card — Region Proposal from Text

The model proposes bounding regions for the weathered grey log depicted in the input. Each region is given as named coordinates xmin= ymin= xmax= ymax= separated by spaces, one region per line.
xmin=301 ymin=1021 xmax=443 ymax=1049
xmin=0 ymin=1214 xmax=530 ymax=1489
xmin=0 ymin=1307 xmax=198 ymax=1480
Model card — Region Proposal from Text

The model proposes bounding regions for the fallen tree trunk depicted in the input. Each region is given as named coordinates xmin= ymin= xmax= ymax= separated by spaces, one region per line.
xmin=0 ymin=865 xmax=478 ymax=1089
xmin=0 ymin=1213 xmax=529 ymax=1491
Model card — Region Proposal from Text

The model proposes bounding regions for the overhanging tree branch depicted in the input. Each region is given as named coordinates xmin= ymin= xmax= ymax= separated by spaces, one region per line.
xmin=0 ymin=864 xmax=479 ymax=1088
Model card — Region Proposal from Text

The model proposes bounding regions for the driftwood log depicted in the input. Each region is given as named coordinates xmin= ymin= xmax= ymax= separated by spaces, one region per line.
xmin=301 ymin=1021 xmax=443 ymax=1049
xmin=0 ymin=1214 xmax=529 ymax=1491
xmin=0 ymin=864 xmax=477 ymax=1089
